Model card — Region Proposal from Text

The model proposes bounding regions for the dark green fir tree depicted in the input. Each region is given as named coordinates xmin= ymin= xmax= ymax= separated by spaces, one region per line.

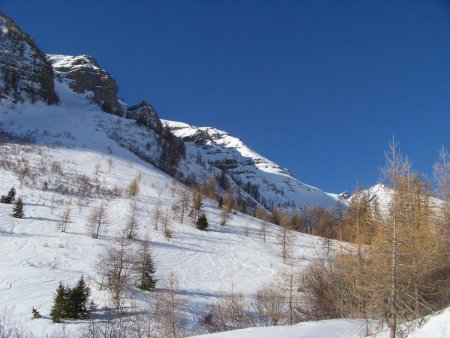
xmin=196 ymin=213 xmax=208 ymax=231
xmin=50 ymin=282 xmax=68 ymax=323
xmin=135 ymin=238 xmax=157 ymax=291
xmin=1 ymin=186 xmax=16 ymax=204
xmin=67 ymin=276 xmax=92 ymax=319
xmin=12 ymin=197 xmax=24 ymax=218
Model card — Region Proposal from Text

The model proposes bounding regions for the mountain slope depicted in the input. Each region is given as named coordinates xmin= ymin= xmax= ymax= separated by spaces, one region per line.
xmin=0 ymin=79 xmax=331 ymax=336
xmin=166 ymin=120 xmax=340 ymax=212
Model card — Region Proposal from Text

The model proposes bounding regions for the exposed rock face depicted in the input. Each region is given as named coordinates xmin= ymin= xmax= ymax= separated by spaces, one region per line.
xmin=166 ymin=121 xmax=338 ymax=212
xmin=0 ymin=12 xmax=59 ymax=104
xmin=48 ymin=54 xmax=123 ymax=116
xmin=126 ymin=100 xmax=163 ymax=134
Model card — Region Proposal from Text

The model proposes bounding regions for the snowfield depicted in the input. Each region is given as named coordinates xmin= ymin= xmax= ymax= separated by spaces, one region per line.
xmin=0 ymin=79 xmax=448 ymax=337
xmin=0 ymin=80 xmax=333 ymax=336
xmin=190 ymin=306 xmax=450 ymax=338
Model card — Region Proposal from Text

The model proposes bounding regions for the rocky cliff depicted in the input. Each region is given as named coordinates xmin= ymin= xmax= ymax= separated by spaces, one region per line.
xmin=0 ymin=11 xmax=59 ymax=105
xmin=126 ymin=100 xmax=163 ymax=134
xmin=48 ymin=54 xmax=123 ymax=116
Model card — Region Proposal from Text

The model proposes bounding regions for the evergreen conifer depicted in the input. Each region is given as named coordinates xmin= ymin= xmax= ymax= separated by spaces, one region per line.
xmin=50 ymin=277 xmax=95 ymax=322
xmin=67 ymin=276 xmax=92 ymax=319
xmin=135 ymin=238 xmax=157 ymax=291
xmin=0 ymin=186 xmax=16 ymax=204
xmin=50 ymin=282 xmax=67 ymax=323
xmin=196 ymin=213 xmax=209 ymax=231
xmin=12 ymin=197 xmax=24 ymax=218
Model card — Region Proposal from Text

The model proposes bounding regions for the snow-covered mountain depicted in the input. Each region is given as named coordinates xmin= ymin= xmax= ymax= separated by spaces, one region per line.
xmin=166 ymin=121 xmax=339 ymax=212
xmin=1 ymin=12 xmax=340 ymax=214
xmin=0 ymin=11 xmax=448 ymax=338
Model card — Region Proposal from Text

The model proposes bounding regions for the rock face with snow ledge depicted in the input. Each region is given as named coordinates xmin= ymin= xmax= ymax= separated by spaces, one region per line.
xmin=166 ymin=120 xmax=339 ymax=211
xmin=48 ymin=54 xmax=123 ymax=116
xmin=0 ymin=12 xmax=59 ymax=105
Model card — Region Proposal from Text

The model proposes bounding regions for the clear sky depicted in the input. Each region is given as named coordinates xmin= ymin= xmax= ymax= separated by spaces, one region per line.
xmin=2 ymin=0 xmax=450 ymax=193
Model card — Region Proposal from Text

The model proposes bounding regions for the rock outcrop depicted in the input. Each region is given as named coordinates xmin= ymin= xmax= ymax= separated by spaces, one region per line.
xmin=48 ymin=54 xmax=123 ymax=116
xmin=126 ymin=100 xmax=163 ymax=134
xmin=0 ymin=12 xmax=59 ymax=105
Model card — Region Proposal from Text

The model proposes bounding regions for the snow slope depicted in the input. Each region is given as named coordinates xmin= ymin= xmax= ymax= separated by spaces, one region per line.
xmin=190 ymin=306 xmax=450 ymax=338
xmin=0 ymin=79 xmax=336 ymax=337
xmin=190 ymin=319 xmax=381 ymax=338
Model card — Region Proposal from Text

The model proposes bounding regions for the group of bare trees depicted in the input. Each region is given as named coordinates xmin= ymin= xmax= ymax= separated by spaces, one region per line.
xmin=298 ymin=141 xmax=450 ymax=338
xmin=200 ymin=267 xmax=302 ymax=333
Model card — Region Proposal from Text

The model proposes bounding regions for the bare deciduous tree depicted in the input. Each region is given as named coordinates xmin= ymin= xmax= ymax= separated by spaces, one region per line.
xmin=191 ymin=189 xmax=202 ymax=223
xmin=277 ymin=215 xmax=294 ymax=262
xmin=220 ymin=192 xmax=233 ymax=226
xmin=126 ymin=177 xmax=140 ymax=198
xmin=59 ymin=204 xmax=71 ymax=232
xmin=87 ymin=201 xmax=109 ymax=239
xmin=152 ymin=199 xmax=162 ymax=231
xmin=153 ymin=272 xmax=186 ymax=338
xmin=126 ymin=201 xmax=139 ymax=239
xmin=98 ymin=232 xmax=132 ymax=310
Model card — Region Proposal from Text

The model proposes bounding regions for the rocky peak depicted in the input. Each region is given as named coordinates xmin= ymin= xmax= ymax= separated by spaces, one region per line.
xmin=126 ymin=100 xmax=163 ymax=133
xmin=48 ymin=54 xmax=123 ymax=116
xmin=0 ymin=11 xmax=59 ymax=105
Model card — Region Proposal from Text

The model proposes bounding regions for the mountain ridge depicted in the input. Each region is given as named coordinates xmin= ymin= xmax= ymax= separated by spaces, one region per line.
xmin=0 ymin=11 xmax=340 ymax=214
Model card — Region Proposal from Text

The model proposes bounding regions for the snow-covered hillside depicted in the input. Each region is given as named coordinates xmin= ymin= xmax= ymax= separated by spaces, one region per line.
xmin=1 ymin=11 xmax=448 ymax=338
xmin=166 ymin=120 xmax=340 ymax=212
xmin=0 ymin=75 xmax=335 ymax=337
xmin=2 ymin=81 xmax=445 ymax=335
xmin=45 ymin=50 xmax=341 ymax=214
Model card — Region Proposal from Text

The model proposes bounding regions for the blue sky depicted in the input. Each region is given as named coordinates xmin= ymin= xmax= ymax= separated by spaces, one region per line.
xmin=2 ymin=0 xmax=450 ymax=193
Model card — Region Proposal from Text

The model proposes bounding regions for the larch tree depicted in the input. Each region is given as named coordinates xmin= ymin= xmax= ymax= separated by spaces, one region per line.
xmin=87 ymin=201 xmax=109 ymax=239
xmin=277 ymin=215 xmax=294 ymax=262
xmin=98 ymin=232 xmax=132 ymax=309
xmin=220 ymin=191 xmax=233 ymax=226
xmin=370 ymin=141 xmax=446 ymax=337
xmin=125 ymin=201 xmax=139 ymax=239
xmin=153 ymin=272 xmax=186 ymax=338
xmin=59 ymin=204 xmax=71 ymax=232
xmin=191 ymin=188 xmax=202 ymax=223
xmin=152 ymin=199 xmax=162 ymax=230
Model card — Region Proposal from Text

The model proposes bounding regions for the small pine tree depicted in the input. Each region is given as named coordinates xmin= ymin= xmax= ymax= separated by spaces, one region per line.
xmin=50 ymin=282 xmax=67 ymax=323
xmin=134 ymin=238 xmax=157 ymax=291
xmin=196 ymin=213 xmax=209 ymax=231
xmin=32 ymin=307 xmax=42 ymax=319
xmin=12 ymin=197 xmax=24 ymax=218
xmin=0 ymin=186 xmax=16 ymax=204
xmin=67 ymin=276 xmax=92 ymax=319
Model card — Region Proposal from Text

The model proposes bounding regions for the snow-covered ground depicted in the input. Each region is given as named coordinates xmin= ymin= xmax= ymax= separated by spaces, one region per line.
xmin=0 ymin=81 xmax=333 ymax=336
xmin=0 ymin=80 xmax=448 ymax=337
xmin=190 ymin=306 xmax=450 ymax=338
